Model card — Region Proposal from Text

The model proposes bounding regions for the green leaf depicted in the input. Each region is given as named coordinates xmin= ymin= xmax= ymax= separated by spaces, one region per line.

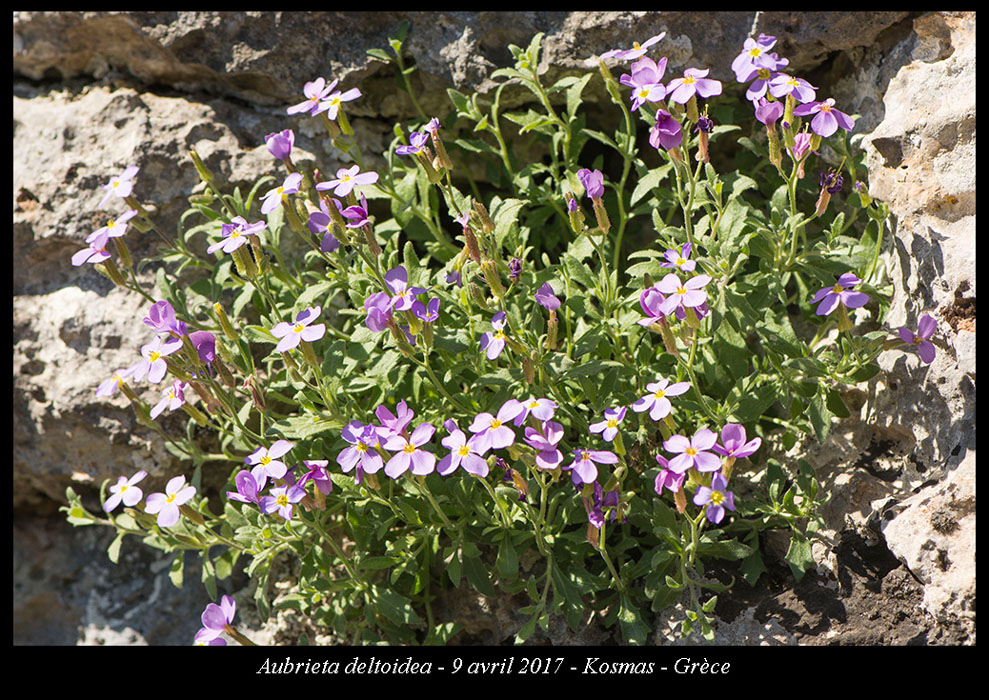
xmin=201 ymin=555 xmax=217 ymax=600
xmin=785 ymin=531 xmax=815 ymax=581
xmin=169 ymin=552 xmax=185 ymax=588
xmin=463 ymin=554 xmax=495 ymax=597
xmin=808 ymin=392 xmax=833 ymax=442
xmin=495 ymin=537 xmax=518 ymax=580
xmin=107 ymin=533 xmax=124 ymax=564
xmin=618 ymin=593 xmax=649 ymax=645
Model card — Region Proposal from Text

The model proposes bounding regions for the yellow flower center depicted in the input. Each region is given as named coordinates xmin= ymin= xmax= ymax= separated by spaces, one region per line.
xmin=786 ymin=77 xmax=799 ymax=87
xmin=580 ymin=450 xmax=591 ymax=460
xmin=276 ymin=493 xmax=289 ymax=507
xmin=748 ymin=47 xmax=763 ymax=58
xmin=676 ymin=257 xmax=687 ymax=266
xmin=528 ymin=400 xmax=540 ymax=408
xmin=403 ymin=444 xmax=417 ymax=454
xmin=260 ymin=455 xmax=272 ymax=465
xmin=820 ymin=102 xmax=832 ymax=113
xmin=682 ymin=75 xmax=697 ymax=85
xmin=757 ymin=68 xmax=771 ymax=80
xmin=494 ymin=330 xmax=506 ymax=341
xmin=457 ymin=445 xmax=471 ymax=457
xmin=148 ymin=351 xmax=161 ymax=362
xmin=107 ymin=219 xmax=117 ymax=229
xmin=653 ymin=389 xmax=666 ymax=400
xmin=490 ymin=419 xmax=502 ymax=429
xmin=632 ymin=41 xmax=642 ymax=50
xmin=833 ymin=284 xmax=844 ymax=293
xmin=709 ymin=490 xmax=724 ymax=505
xmin=230 ymin=230 xmax=240 ymax=238
xmin=293 ymin=323 xmax=305 ymax=333
xmin=606 ymin=419 xmax=618 ymax=428
xmin=356 ymin=442 xmax=368 ymax=453
xmin=165 ymin=493 xmax=177 ymax=504
xmin=685 ymin=447 xmax=697 ymax=457
xmin=676 ymin=285 xmax=687 ymax=295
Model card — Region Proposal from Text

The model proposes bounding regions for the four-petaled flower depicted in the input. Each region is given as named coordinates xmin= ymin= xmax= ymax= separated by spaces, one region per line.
xmin=632 ymin=377 xmax=690 ymax=421
xmin=98 ymin=165 xmax=140 ymax=208
xmin=534 ymin=282 xmax=561 ymax=311
xmin=577 ymin=168 xmax=605 ymax=200
xmin=666 ymin=68 xmax=722 ymax=104
xmin=260 ymin=173 xmax=303 ymax=215
xmin=898 ymin=314 xmax=938 ymax=364
xmin=150 ymin=379 xmax=188 ymax=419
xmin=299 ymin=460 xmax=335 ymax=495
xmin=589 ymin=406 xmax=627 ymax=442
xmin=649 ymin=109 xmax=683 ymax=151
xmin=307 ymin=198 xmax=342 ymax=253
xmin=655 ymin=272 xmax=711 ymax=316
xmin=768 ymin=73 xmax=817 ymax=104
xmin=286 ymin=77 xmax=335 ymax=116
xmin=133 ymin=335 xmax=184 ymax=384
xmin=376 ymin=399 xmax=415 ymax=437
xmin=567 ymin=448 xmax=618 ymax=485
xmin=713 ymin=423 xmax=762 ymax=460
xmin=600 ymin=33 xmax=666 ymax=61
xmin=245 ymin=440 xmax=294 ymax=482
xmin=480 ymin=311 xmax=509 ymax=360
xmin=731 ymin=34 xmax=780 ymax=81
xmin=104 ymin=470 xmax=147 ymax=512
xmin=660 ymin=242 xmax=696 ymax=273
xmin=197 ymin=595 xmax=236 ymax=645
xmin=811 ymin=272 xmax=869 ymax=317
xmin=663 ymin=428 xmax=721 ymax=473
xmin=793 ymin=98 xmax=855 ymax=138
xmin=96 ymin=365 xmax=138 ymax=398
xmin=320 ymin=83 xmax=362 ymax=121
xmin=260 ymin=476 xmax=306 ymax=521
xmin=620 ymin=56 xmax=668 ymax=111
xmin=524 ymin=420 xmax=565 ymax=470
xmin=515 ymin=396 xmax=557 ymax=426
xmin=383 ymin=423 xmax=437 ymax=478
xmin=316 ymin=165 xmax=379 ymax=198
xmin=396 ymin=131 xmax=430 ymax=156
xmin=653 ymin=455 xmax=685 ymax=495
xmin=226 ymin=468 xmax=265 ymax=504
xmin=384 ymin=266 xmax=427 ymax=311
xmin=144 ymin=474 xmax=196 ymax=528
xmin=207 ymin=216 xmax=266 ymax=255
xmin=364 ymin=291 xmax=394 ymax=332
xmin=86 ymin=209 xmax=137 ymax=243
xmin=754 ymin=97 xmax=785 ymax=127
xmin=71 ymin=230 xmax=113 ymax=267
xmin=437 ymin=424 xmax=489 ymax=477
xmin=469 ymin=399 xmax=524 ymax=455
xmin=271 ymin=306 xmax=325 ymax=352
xmin=337 ymin=421 xmax=385 ymax=484
xmin=693 ymin=472 xmax=736 ymax=524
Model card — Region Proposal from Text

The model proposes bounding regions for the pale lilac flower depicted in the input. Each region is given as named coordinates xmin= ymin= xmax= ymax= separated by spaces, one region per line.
xmin=226 ymin=468 xmax=265 ymax=504
xmin=514 ymin=396 xmax=557 ymax=426
xmin=286 ymin=77 xmax=335 ymax=116
xmin=664 ymin=428 xmax=721 ymax=473
xmin=104 ymin=470 xmax=147 ymax=512
xmin=567 ymin=448 xmax=618 ymax=485
xmin=534 ymin=282 xmax=561 ymax=311
xmin=632 ymin=377 xmax=690 ymax=421
xmin=653 ymin=455 xmax=685 ymax=495
xmin=315 ymin=165 xmax=378 ymax=198
xmin=524 ymin=420 xmax=565 ymax=470
xmin=319 ymin=83 xmax=362 ymax=121
xmin=768 ymin=73 xmax=817 ymax=103
xmin=712 ymin=423 xmax=762 ymax=459
xmin=739 ymin=57 xmax=789 ymax=102
xmin=589 ymin=406 xmax=627 ymax=442
xmin=189 ymin=330 xmax=216 ymax=365
xmin=307 ymin=198 xmax=342 ymax=254
xmin=143 ymin=300 xmax=183 ymax=336
xmin=133 ymin=335 xmax=184 ymax=384
xmin=86 ymin=209 xmax=137 ymax=243
xmin=693 ymin=472 xmax=736 ymax=524
xmin=245 ymin=440 xmax=294 ymax=481
xmin=396 ymin=131 xmax=430 ymax=156
xmin=270 ymin=306 xmax=325 ymax=352
xmin=577 ymin=168 xmax=605 ymax=200
xmin=620 ymin=56 xmax=668 ymax=111
xmin=789 ymin=131 xmax=814 ymax=162
xmin=480 ymin=311 xmax=509 ymax=360
xmin=437 ymin=426 xmax=489 ymax=477
xmin=412 ymin=297 xmax=440 ymax=323
xmin=337 ymin=421 xmax=385 ymax=484
xmin=655 ymin=272 xmax=711 ymax=316
xmin=660 ymin=242 xmax=696 ymax=273
xmin=383 ymin=423 xmax=437 ymax=478
xmin=364 ymin=291 xmax=394 ymax=332
xmin=144 ymin=474 xmax=196 ymax=528
xmin=585 ymin=481 xmax=621 ymax=528
xmin=96 ymin=365 xmax=138 ymax=397
xmin=811 ymin=272 xmax=869 ymax=316
xmin=341 ymin=193 xmax=372 ymax=229
xmin=299 ymin=460 xmax=334 ymax=495
xmin=207 ymin=216 xmax=266 ymax=255
xmin=98 ymin=165 xmax=140 ymax=208
xmin=600 ymin=32 xmax=666 ymax=61
xmin=71 ymin=230 xmax=113 ymax=267
xmin=376 ymin=399 xmax=415 ymax=437
xmin=260 ymin=478 xmax=306 ymax=520
xmin=194 ymin=628 xmax=227 ymax=646
xmin=649 ymin=109 xmax=682 ymax=151
xmin=792 ymin=98 xmax=856 ymax=138
xmin=150 ymin=379 xmax=188 ymax=419
xmin=666 ymin=67 xmax=722 ymax=104
xmin=197 ymin=595 xmax=236 ymax=644
xmin=384 ymin=266 xmax=427 ymax=311
xmin=469 ymin=399 xmax=524 ymax=455
xmin=898 ymin=314 xmax=938 ymax=364
xmin=260 ymin=172 xmax=303 ymax=215
xmin=731 ymin=34 xmax=779 ymax=81
xmin=637 ymin=286 xmax=669 ymax=326
xmin=264 ymin=129 xmax=294 ymax=161
xmin=753 ymin=97 xmax=785 ymax=127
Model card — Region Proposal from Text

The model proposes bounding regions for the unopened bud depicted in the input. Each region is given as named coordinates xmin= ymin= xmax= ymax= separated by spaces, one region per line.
xmin=482 ymin=260 xmax=505 ymax=301
xmin=591 ymin=198 xmax=611 ymax=235
xmin=113 ymin=237 xmax=133 ymax=272
xmin=468 ymin=282 xmax=490 ymax=310
xmin=189 ymin=149 xmax=216 ymax=185
xmin=546 ymin=311 xmax=559 ymax=351
xmin=213 ymin=303 xmax=237 ymax=341
xmin=522 ymin=356 xmax=535 ymax=384
xmin=97 ymin=258 xmax=129 ymax=287
xmin=473 ymin=200 xmax=494 ymax=236
xmin=463 ymin=223 xmax=482 ymax=264
xmin=231 ymin=245 xmax=257 ymax=279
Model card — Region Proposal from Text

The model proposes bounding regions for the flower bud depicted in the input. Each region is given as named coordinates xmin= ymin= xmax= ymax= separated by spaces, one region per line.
xmin=213 ymin=302 xmax=237 ymax=341
xmin=189 ymin=149 xmax=216 ymax=185
xmin=481 ymin=260 xmax=505 ymax=302
xmin=463 ymin=222 xmax=482 ymax=265
xmin=473 ymin=200 xmax=494 ymax=237
xmin=591 ymin=198 xmax=611 ymax=235
xmin=113 ymin=237 xmax=133 ymax=272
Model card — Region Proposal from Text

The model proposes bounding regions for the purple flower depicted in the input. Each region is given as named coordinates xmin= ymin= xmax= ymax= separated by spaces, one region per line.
xmin=655 ymin=272 xmax=711 ymax=316
xmin=589 ymin=406 xmax=627 ymax=442
xmin=271 ymin=306 xmax=325 ymax=352
xmin=508 ymin=257 xmax=523 ymax=283
xmin=308 ymin=198 xmax=342 ymax=253
xmin=768 ymin=74 xmax=817 ymax=104
xmin=298 ymin=460 xmax=334 ymax=495
xmin=86 ymin=209 xmax=137 ymax=243
xmin=620 ymin=56 xmax=668 ymax=111
xmin=104 ymin=470 xmax=147 ymax=512
xmin=286 ymin=77 xmax=335 ymax=116
xmin=319 ymin=83 xmax=362 ymax=121
xmin=364 ymin=291 xmax=394 ymax=332
xmin=649 ymin=109 xmax=683 ymax=151
xmin=898 ymin=313 xmax=938 ymax=364
xmin=660 ymin=242 xmax=696 ymax=273
xmin=315 ymin=165 xmax=378 ymax=198
xmin=534 ymin=282 xmax=561 ymax=311
xmin=693 ymin=472 xmax=736 ymax=524
xmin=226 ymin=468 xmax=265 ymax=504
xmin=793 ymin=98 xmax=856 ymax=138
xmin=194 ymin=629 xmax=227 ymax=646
xmin=197 ymin=595 xmax=236 ymax=644
xmin=98 ymin=165 xmax=140 ymax=208
xmin=437 ymin=426 xmax=490 ymax=477
xmin=445 ymin=269 xmax=463 ymax=288
xmin=384 ymin=266 xmax=427 ymax=311
xmin=739 ymin=58 xmax=789 ymax=102
xmin=480 ymin=311 xmax=509 ymax=360
xmin=207 ymin=216 xmax=266 ymax=255
xmin=133 ymin=335 xmax=184 ymax=384
xmin=260 ymin=478 xmax=306 ymax=521
xmin=189 ymin=330 xmax=216 ymax=365
xmin=143 ymin=300 xmax=183 ymax=336
xmin=524 ymin=420 xmax=565 ymax=470
xmin=396 ymin=131 xmax=430 ymax=156
xmin=260 ymin=173 xmax=303 ymax=215
xmin=376 ymin=399 xmax=415 ymax=437
xmin=515 ymin=396 xmax=557 ymax=426
xmin=712 ymin=423 xmax=762 ymax=460
xmin=632 ymin=377 xmax=690 ymax=421
xmin=71 ymin=230 xmax=112 ymax=267
xmin=144 ymin=474 xmax=196 ymax=528
xmin=150 ymin=379 xmax=188 ymax=419
xmin=341 ymin=193 xmax=372 ymax=230
xmin=600 ymin=32 xmax=666 ymax=61
xmin=412 ymin=297 xmax=441 ymax=323
xmin=653 ymin=455 xmax=685 ymax=495
xmin=731 ymin=34 xmax=779 ymax=81
xmin=96 ymin=365 xmax=138 ymax=398
xmin=566 ymin=448 xmax=618 ymax=485
xmin=666 ymin=67 xmax=722 ymax=104
xmin=337 ymin=422 xmax=385 ymax=484
xmin=664 ymin=428 xmax=721 ymax=473
xmin=245 ymin=440 xmax=294 ymax=481
xmin=820 ymin=170 xmax=844 ymax=195
xmin=811 ymin=272 xmax=869 ymax=317
xmin=264 ymin=129 xmax=294 ymax=161
xmin=637 ymin=286 xmax=669 ymax=326
xmin=382 ymin=422 xmax=437 ymax=478
xmin=469 ymin=399 xmax=524 ymax=455
xmin=577 ymin=168 xmax=605 ymax=200
xmin=789 ymin=131 xmax=814 ymax=162
xmin=753 ymin=97 xmax=785 ymax=127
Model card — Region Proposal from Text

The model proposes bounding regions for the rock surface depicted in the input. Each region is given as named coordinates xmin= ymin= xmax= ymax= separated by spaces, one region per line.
xmin=13 ymin=11 xmax=974 ymax=645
